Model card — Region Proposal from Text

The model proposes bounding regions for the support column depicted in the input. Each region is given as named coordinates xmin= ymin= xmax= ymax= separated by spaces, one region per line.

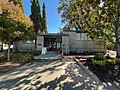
xmin=66 ymin=36 xmax=67 ymax=54
xmin=37 ymin=36 xmax=44 ymax=50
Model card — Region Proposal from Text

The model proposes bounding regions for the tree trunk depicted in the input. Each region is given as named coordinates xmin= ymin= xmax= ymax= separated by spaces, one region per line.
xmin=1 ymin=42 xmax=3 ymax=51
xmin=7 ymin=44 xmax=11 ymax=61
xmin=35 ymin=36 xmax=37 ymax=50
xmin=116 ymin=44 xmax=120 ymax=58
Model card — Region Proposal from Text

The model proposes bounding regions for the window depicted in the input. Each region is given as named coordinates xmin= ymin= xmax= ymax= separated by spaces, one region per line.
xmin=76 ymin=33 xmax=91 ymax=40
xmin=76 ymin=33 xmax=80 ymax=40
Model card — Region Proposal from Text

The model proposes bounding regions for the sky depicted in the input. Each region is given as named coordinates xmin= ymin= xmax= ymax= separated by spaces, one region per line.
xmin=23 ymin=0 xmax=63 ymax=33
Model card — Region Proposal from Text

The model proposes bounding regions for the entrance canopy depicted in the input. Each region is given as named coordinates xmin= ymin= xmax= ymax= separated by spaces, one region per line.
xmin=44 ymin=35 xmax=62 ymax=39
xmin=38 ymin=33 xmax=68 ymax=38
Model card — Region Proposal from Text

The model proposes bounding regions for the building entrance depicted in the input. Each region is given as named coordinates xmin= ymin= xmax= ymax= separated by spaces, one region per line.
xmin=44 ymin=37 xmax=62 ymax=51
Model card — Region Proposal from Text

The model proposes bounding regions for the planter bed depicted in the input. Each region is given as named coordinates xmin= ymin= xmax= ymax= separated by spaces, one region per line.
xmin=84 ymin=61 xmax=120 ymax=84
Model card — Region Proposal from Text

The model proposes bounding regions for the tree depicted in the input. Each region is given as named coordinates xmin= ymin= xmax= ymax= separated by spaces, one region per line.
xmin=42 ymin=2 xmax=47 ymax=33
xmin=0 ymin=1 xmax=33 ymax=61
xmin=8 ymin=0 xmax=24 ymax=10
xmin=30 ymin=0 xmax=42 ymax=50
xmin=58 ymin=0 xmax=120 ymax=57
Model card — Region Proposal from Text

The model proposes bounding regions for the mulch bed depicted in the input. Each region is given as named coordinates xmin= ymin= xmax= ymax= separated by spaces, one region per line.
xmin=83 ymin=61 xmax=120 ymax=84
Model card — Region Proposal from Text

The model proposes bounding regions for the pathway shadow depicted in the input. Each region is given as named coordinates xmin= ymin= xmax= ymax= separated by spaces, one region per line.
xmin=37 ymin=63 xmax=101 ymax=90
xmin=0 ymin=61 xmax=65 ymax=89
xmin=1 ymin=61 xmax=118 ymax=90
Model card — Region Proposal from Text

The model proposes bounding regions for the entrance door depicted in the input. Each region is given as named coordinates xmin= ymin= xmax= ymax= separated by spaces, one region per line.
xmin=44 ymin=38 xmax=62 ymax=51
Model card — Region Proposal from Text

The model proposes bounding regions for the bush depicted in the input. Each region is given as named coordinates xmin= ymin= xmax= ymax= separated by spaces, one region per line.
xmin=92 ymin=58 xmax=120 ymax=66
xmin=114 ymin=58 xmax=120 ymax=63
xmin=28 ymin=50 xmax=41 ymax=56
xmin=92 ymin=60 xmax=106 ymax=66
xmin=107 ymin=58 xmax=120 ymax=65
xmin=0 ymin=53 xmax=7 ymax=62
xmin=11 ymin=53 xmax=33 ymax=64
xmin=94 ymin=52 xmax=104 ymax=60
xmin=70 ymin=50 xmax=95 ymax=55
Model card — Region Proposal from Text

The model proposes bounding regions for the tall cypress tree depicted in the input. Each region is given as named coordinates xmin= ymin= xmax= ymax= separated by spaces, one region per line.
xmin=30 ymin=0 xmax=42 ymax=50
xmin=42 ymin=2 xmax=47 ymax=33
xmin=30 ymin=0 xmax=42 ymax=34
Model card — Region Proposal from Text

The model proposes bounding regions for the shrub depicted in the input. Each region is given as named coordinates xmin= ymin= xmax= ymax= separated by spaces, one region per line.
xmin=28 ymin=50 xmax=41 ymax=56
xmin=11 ymin=53 xmax=33 ymax=64
xmin=92 ymin=58 xmax=120 ymax=66
xmin=92 ymin=60 xmax=106 ymax=66
xmin=114 ymin=58 xmax=120 ymax=63
xmin=94 ymin=52 xmax=104 ymax=60
xmin=0 ymin=53 xmax=7 ymax=62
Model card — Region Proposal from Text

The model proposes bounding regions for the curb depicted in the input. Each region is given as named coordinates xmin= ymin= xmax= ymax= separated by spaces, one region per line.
xmin=74 ymin=58 xmax=104 ymax=89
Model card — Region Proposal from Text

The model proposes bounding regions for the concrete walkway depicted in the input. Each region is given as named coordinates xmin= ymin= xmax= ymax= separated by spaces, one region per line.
xmin=34 ymin=51 xmax=62 ymax=60
xmin=0 ymin=59 xmax=119 ymax=90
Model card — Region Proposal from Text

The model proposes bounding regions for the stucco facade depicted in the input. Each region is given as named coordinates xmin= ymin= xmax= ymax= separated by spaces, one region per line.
xmin=13 ymin=41 xmax=35 ymax=52
xmin=63 ymin=31 xmax=104 ymax=53
xmin=14 ymin=31 xmax=104 ymax=54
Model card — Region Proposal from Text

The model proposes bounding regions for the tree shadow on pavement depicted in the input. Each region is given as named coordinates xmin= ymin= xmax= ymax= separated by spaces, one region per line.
xmin=0 ymin=60 xmax=119 ymax=90
xmin=0 ymin=61 xmax=65 ymax=89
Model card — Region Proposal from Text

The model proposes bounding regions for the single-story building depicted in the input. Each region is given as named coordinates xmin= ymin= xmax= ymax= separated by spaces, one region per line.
xmin=13 ymin=30 xmax=104 ymax=54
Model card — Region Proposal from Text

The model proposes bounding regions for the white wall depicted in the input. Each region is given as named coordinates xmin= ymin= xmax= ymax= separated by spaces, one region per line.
xmin=62 ymin=35 xmax=70 ymax=54
xmin=37 ymin=36 xmax=44 ymax=50
xmin=63 ymin=31 xmax=104 ymax=53
xmin=13 ymin=41 xmax=35 ymax=52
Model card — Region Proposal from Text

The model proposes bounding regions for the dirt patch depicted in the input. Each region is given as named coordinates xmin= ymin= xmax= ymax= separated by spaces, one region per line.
xmin=0 ymin=62 xmax=20 ymax=74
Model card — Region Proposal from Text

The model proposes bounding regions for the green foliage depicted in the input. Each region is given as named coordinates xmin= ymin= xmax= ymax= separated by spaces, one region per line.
xmin=0 ymin=1 xmax=33 ymax=61
xmin=42 ymin=2 xmax=47 ymax=33
xmin=28 ymin=50 xmax=41 ymax=56
xmin=8 ymin=0 xmax=24 ymax=10
xmin=30 ymin=0 xmax=42 ymax=34
xmin=94 ymin=53 xmax=104 ymax=60
xmin=92 ymin=60 xmax=106 ymax=66
xmin=0 ymin=52 xmax=7 ymax=62
xmin=11 ymin=53 xmax=33 ymax=64
xmin=93 ymin=58 xmax=120 ymax=66
xmin=107 ymin=58 xmax=120 ymax=65
xmin=0 ymin=1 xmax=33 ymax=43
xmin=58 ymin=0 xmax=120 ymax=56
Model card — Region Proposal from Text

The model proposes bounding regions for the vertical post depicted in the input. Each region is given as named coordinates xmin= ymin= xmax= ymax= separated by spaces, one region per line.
xmin=67 ymin=36 xmax=69 ymax=54
xmin=7 ymin=43 xmax=10 ymax=61
xmin=66 ymin=36 xmax=67 ymax=54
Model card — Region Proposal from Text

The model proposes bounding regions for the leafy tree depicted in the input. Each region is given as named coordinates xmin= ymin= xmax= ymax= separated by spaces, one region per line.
xmin=58 ymin=0 xmax=120 ymax=57
xmin=8 ymin=0 xmax=24 ymax=10
xmin=0 ymin=1 xmax=33 ymax=61
xmin=42 ymin=2 xmax=47 ymax=33
xmin=30 ymin=0 xmax=42 ymax=50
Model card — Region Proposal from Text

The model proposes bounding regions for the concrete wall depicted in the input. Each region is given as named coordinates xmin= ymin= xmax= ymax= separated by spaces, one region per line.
xmin=63 ymin=31 xmax=76 ymax=52
xmin=63 ymin=31 xmax=104 ymax=53
xmin=62 ymin=36 xmax=69 ymax=54
xmin=75 ymin=40 xmax=104 ymax=52
xmin=13 ymin=36 xmax=44 ymax=52
xmin=13 ymin=32 xmax=104 ymax=53
xmin=37 ymin=36 xmax=44 ymax=50
xmin=13 ymin=41 xmax=35 ymax=52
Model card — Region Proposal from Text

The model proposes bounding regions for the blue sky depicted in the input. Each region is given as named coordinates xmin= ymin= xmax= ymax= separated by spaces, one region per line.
xmin=23 ymin=0 xmax=63 ymax=33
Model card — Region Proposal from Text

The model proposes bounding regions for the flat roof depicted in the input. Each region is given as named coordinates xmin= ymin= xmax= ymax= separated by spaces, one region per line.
xmin=38 ymin=33 xmax=69 ymax=36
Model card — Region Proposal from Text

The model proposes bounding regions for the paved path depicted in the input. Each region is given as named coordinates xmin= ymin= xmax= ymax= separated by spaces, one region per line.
xmin=34 ymin=51 xmax=62 ymax=60
xmin=0 ymin=59 xmax=119 ymax=90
